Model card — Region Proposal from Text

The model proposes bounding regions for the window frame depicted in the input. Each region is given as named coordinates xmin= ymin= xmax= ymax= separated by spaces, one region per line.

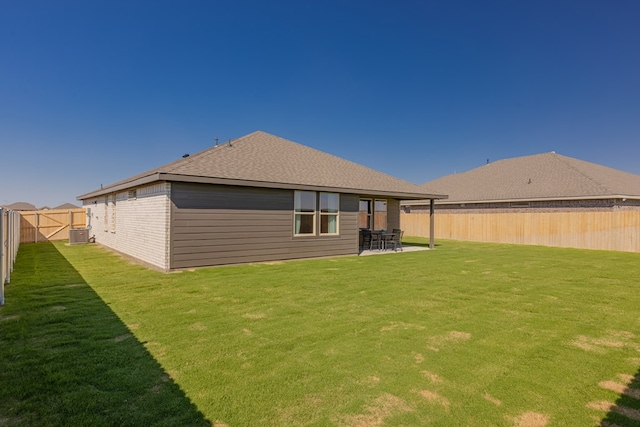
xmin=374 ymin=199 xmax=388 ymax=231
xmin=358 ymin=198 xmax=372 ymax=230
xmin=294 ymin=190 xmax=317 ymax=236
xmin=319 ymin=192 xmax=339 ymax=235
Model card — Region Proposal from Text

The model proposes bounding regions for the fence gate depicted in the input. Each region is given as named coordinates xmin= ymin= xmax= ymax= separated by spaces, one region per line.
xmin=19 ymin=209 xmax=86 ymax=243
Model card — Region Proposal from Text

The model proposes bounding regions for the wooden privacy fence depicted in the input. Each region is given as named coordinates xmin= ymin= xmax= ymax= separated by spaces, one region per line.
xmin=1 ymin=209 xmax=21 ymax=305
xmin=19 ymin=208 xmax=86 ymax=243
xmin=401 ymin=210 xmax=640 ymax=253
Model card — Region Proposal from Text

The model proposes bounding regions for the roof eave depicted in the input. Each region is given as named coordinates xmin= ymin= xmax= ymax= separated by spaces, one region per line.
xmin=77 ymin=173 xmax=162 ymax=200
xmin=77 ymin=172 xmax=448 ymax=201
xmin=401 ymin=194 xmax=640 ymax=206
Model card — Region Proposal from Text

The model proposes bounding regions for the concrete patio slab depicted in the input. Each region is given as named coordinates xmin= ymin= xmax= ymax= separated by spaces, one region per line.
xmin=358 ymin=245 xmax=430 ymax=256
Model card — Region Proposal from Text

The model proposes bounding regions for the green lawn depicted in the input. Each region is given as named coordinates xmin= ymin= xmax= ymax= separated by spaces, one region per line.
xmin=1 ymin=239 xmax=640 ymax=426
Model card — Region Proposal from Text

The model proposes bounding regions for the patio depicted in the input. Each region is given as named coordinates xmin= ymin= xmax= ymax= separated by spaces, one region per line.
xmin=358 ymin=245 xmax=429 ymax=256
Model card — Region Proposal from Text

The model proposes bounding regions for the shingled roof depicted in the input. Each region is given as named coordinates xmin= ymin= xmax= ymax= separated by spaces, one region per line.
xmin=414 ymin=151 xmax=640 ymax=204
xmin=78 ymin=131 xmax=446 ymax=200
xmin=1 ymin=202 xmax=36 ymax=211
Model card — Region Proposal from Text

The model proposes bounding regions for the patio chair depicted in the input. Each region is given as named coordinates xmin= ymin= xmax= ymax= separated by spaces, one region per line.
xmin=391 ymin=229 xmax=404 ymax=251
xmin=360 ymin=229 xmax=372 ymax=251
xmin=383 ymin=232 xmax=397 ymax=251
xmin=370 ymin=231 xmax=383 ymax=250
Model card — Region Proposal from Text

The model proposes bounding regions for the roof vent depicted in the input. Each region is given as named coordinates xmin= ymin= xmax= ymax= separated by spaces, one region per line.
xmin=182 ymin=154 xmax=190 ymax=158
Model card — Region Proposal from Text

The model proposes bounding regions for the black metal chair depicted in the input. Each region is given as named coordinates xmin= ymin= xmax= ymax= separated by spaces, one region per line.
xmin=360 ymin=229 xmax=372 ymax=251
xmin=370 ymin=231 xmax=383 ymax=250
xmin=391 ymin=229 xmax=404 ymax=251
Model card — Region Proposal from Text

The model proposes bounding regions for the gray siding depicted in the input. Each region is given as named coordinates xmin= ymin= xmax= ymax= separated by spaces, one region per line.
xmin=170 ymin=183 xmax=359 ymax=269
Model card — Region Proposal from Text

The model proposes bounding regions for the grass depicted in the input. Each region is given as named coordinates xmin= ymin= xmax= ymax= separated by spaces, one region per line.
xmin=1 ymin=238 xmax=640 ymax=426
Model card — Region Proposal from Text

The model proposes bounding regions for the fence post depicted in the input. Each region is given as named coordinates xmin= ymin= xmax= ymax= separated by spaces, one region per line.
xmin=1 ymin=208 xmax=5 ymax=306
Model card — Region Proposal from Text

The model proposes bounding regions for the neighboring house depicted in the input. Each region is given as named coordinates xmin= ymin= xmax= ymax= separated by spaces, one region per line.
xmin=53 ymin=203 xmax=79 ymax=210
xmin=1 ymin=202 xmax=36 ymax=211
xmin=78 ymin=131 xmax=446 ymax=271
xmin=402 ymin=152 xmax=640 ymax=252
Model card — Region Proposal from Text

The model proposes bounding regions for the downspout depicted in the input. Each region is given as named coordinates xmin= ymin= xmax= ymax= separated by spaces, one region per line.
xmin=429 ymin=198 xmax=435 ymax=249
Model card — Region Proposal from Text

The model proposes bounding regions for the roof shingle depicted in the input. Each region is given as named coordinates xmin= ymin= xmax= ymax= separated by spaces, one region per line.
xmin=420 ymin=152 xmax=640 ymax=203
xmin=79 ymin=131 xmax=445 ymax=200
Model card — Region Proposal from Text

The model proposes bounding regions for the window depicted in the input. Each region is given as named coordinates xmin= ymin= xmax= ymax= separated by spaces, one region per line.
xmin=374 ymin=199 xmax=387 ymax=230
xmin=320 ymin=192 xmax=339 ymax=234
xmin=294 ymin=191 xmax=316 ymax=235
xmin=110 ymin=194 xmax=117 ymax=233
xmin=358 ymin=199 xmax=372 ymax=229
xmin=103 ymin=196 xmax=109 ymax=232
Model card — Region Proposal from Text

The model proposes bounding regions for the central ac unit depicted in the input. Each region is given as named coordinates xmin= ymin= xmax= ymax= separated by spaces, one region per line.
xmin=69 ymin=228 xmax=89 ymax=244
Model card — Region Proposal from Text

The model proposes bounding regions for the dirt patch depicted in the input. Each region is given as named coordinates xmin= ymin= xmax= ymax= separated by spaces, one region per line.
xmin=618 ymin=373 xmax=635 ymax=383
xmin=413 ymin=352 xmax=424 ymax=364
xmin=114 ymin=333 xmax=133 ymax=342
xmin=340 ymin=393 xmax=412 ymax=427
xmin=64 ymin=283 xmax=86 ymax=288
xmin=569 ymin=332 xmax=636 ymax=353
xmin=127 ymin=323 xmax=139 ymax=330
xmin=189 ymin=322 xmax=207 ymax=331
xmin=213 ymin=421 xmax=229 ymax=427
xmin=615 ymin=406 xmax=640 ymax=421
xmin=587 ymin=400 xmax=613 ymax=412
xmin=483 ymin=392 xmax=502 ymax=406
xmin=418 ymin=390 xmax=450 ymax=411
xmin=50 ymin=305 xmax=66 ymax=311
xmin=0 ymin=314 xmax=20 ymax=322
xmin=510 ymin=411 xmax=549 ymax=427
xmin=586 ymin=400 xmax=640 ymax=420
xmin=243 ymin=313 xmax=266 ymax=319
xmin=242 ymin=328 xmax=253 ymax=336
xmin=427 ymin=331 xmax=471 ymax=351
xmin=421 ymin=371 xmax=443 ymax=383
xmin=380 ymin=321 xmax=426 ymax=332
xmin=599 ymin=380 xmax=640 ymax=399
xmin=358 ymin=376 xmax=381 ymax=388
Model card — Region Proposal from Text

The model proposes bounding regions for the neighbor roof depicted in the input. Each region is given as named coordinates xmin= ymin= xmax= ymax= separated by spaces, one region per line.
xmin=406 ymin=151 xmax=640 ymax=205
xmin=53 ymin=202 xmax=79 ymax=210
xmin=78 ymin=131 xmax=446 ymax=200
xmin=1 ymin=202 xmax=36 ymax=211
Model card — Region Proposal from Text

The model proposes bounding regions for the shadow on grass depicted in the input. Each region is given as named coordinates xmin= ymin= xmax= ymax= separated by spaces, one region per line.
xmin=599 ymin=366 xmax=640 ymax=426
xmin=0 ymin=243 xmax=210 ymax=426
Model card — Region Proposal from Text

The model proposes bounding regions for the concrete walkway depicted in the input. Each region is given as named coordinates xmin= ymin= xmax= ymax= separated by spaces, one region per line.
xmin=358 ymin=245 xmax=430 ymax=256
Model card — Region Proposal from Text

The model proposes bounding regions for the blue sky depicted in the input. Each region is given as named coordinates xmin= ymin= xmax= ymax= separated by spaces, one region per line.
xmin=1 ymin=0 xmax=639 ymax=207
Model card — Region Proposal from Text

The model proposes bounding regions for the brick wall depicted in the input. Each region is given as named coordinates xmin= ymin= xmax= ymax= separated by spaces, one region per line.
xmin=82 ymin=182 xmax=171 ymax=270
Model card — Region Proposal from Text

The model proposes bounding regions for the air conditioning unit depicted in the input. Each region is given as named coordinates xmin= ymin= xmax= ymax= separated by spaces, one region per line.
xmin=69 ymin=228 xmax=90 ymax=245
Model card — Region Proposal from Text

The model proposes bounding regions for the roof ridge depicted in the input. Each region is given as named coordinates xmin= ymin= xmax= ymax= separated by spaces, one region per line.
xmin=552 ymin=152 xmax=616 ymax=194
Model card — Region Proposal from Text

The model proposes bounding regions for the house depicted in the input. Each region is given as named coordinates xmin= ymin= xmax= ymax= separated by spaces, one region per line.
xmin=53 ymin=202 xmax=79 ymax=210
xmin=401 ymin=152 xmax=640 ymax=252
xmin=1 ymin=202 xmax=36 ymax=211
xmin=78 ymin=131 xmax=446 ymax=271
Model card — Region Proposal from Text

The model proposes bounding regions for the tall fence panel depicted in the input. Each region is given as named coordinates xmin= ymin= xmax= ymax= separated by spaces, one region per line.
xmin=1 ymin=209 xmax=21 ymax=305
xmin=401 ymin=210 xmax=640 ymax=253
xmin=19 ymin=208 xmax=86 ymax=243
